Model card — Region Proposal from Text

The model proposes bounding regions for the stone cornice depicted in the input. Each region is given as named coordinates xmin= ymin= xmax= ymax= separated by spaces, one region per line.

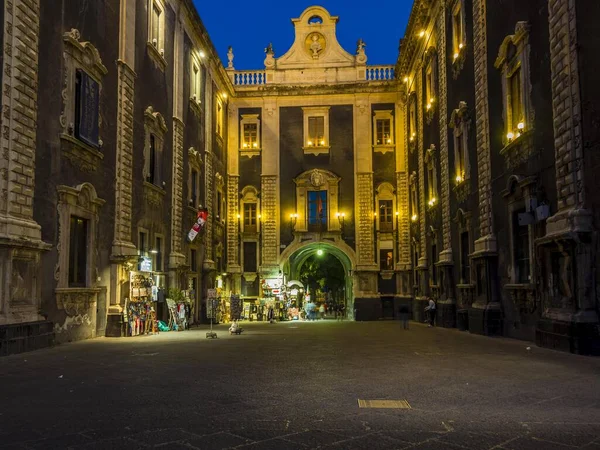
xmin=234 ymin=81 xmax=398 ymax=98
xmin=396 ymin=0 xmax=441 ymax=79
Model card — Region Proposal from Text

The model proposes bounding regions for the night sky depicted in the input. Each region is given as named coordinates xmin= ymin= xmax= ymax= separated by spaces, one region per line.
xmin=193 ymin=1 xmax=413 ymax=70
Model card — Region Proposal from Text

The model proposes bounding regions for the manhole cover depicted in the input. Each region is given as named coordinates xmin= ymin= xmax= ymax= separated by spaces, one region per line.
xmin=358 ymin=399 xmax=411 ymax=409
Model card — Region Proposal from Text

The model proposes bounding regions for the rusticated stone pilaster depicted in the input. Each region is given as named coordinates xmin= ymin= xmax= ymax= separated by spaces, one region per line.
xmin=0 ymin=0 xmax=42 ymax=237
xmin=169 ymin=118 xmax=185 ymax=264
xmin=437 ymin=8 xmax=451 ymax=257
xmin=356 ymin=172 xmax=375 ymax=265
xmin=112 ymin=60 xmax=137 ymax=257
xmin=260 ymin=175 xmax=278 ymax=267
xmin=548 ymin=0 xmax=584 ymax=211
xmin=227 ymin=175 xmax=240 ymax=269
xmin=472 ymin=0 xmax=494 ymax=240
xmin=416 ymin=68 xmax=426 ymax=260
xmin=204 ymin=147 xmax=214 ymax=264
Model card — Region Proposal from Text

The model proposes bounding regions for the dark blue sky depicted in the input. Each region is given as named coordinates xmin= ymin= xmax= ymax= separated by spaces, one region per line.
xmin=193 ymin=1 xmax=413 ymax=70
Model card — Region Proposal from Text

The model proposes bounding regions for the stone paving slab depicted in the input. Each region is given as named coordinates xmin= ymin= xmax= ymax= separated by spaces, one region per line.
xmin=1 ymin=322 xmax=600 ymax=449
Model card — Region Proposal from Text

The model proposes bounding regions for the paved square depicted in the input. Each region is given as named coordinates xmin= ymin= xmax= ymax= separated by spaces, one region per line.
xmin=1 ymin=321 xmax=599 ymax=449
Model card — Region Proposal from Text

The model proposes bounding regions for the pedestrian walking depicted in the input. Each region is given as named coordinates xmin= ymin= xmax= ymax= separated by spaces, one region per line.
xmin=319 ymin=304 xmax=325 ymax=320
xmin=424 ymin=297 xmax=436 ymax=327
xmin=399 ymin=304 xmax=410 ymax=329
xmin=267 ymin=306 xmax=274 ymax=323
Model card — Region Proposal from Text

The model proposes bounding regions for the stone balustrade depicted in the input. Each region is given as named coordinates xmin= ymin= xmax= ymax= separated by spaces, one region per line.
xmin=231 ymin=70 xmax=267 ymax=86
xmin=366 ymin=65 xmax=395 ymax=81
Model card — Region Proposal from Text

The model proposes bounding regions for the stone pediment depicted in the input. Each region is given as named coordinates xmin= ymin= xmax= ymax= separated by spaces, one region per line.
xmin=273 ymin=6 xmax=358 ymax=70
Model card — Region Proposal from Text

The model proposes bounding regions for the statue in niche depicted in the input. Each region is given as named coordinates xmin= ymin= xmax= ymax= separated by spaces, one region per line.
xmin=227 ymin=46 xmax=234 ymax=69
xmin=310 ymin=34 xmax=322 ymax=58
xmin=557 ymin=242 xmax=573 ymax=302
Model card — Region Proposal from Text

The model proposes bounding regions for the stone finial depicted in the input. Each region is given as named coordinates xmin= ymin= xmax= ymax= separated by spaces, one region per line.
xmin=264 ymin=43 xmax=275 ymax=69
xmin=227 ymin=46 xmax=234 ymax=69
xmin=355 ymin=38 xmax=367 ymax=65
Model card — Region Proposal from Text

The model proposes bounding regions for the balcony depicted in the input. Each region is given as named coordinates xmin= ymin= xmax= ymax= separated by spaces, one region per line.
xmin=228 ymin=65 xmax=396 ymax=90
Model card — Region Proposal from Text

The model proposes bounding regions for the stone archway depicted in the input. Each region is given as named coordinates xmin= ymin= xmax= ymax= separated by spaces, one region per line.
xmin=280 ymin=239 xmax=356 ymax=318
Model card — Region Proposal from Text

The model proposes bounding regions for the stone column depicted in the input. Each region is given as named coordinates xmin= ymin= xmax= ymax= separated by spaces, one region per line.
xmin=168 ymin=15 xmax=186 ymax=286
xmin=395 ymin=88 xmax=412 ymax=313
xmin=535 ymin=0 xmax=598 ymax=355
xmin=415 ymin=64 xmax=429 ymax=316
xmin=436 ymin=7 xmax=456 ymax=328
xmin=0 ymin=0 xmax=50 ymax=325
xmin=226 ymin=103 xmax=241 ymax=277
xmin=203 ymin=81 xmax=214 ymax=271
xmin=470 ymin=0 xmax=501 ymax=336
xmin=259 ymin=100 xmax=279 ymax=276
xmin=353 ymin=96 xmax=378 ymax=320
xmin=107 ymin=0 xmax=137 ymax=336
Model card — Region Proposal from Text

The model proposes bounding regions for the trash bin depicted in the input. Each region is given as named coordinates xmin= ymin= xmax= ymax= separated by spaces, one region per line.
xmin=457 ymin=309 xmax=469 ymax=331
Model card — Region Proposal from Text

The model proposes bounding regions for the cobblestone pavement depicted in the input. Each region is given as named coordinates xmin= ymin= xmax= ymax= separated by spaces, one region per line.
xmin=1 ymin=321 xmax=600 ymax=449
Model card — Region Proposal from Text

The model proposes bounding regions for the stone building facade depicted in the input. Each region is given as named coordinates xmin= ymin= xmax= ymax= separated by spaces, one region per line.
xmin=397 ymin=0 xmax=600 ymax=354
xmin=1 ymin=1 xmax=598 ymax=356
xmin=0 ymin=0 xmax=232 ymax=348
xmin=225 ymin=6 xmax=402 ymax=319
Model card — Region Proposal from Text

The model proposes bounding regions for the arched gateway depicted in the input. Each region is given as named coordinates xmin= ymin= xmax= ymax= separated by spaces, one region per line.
xmin=280 ymin=238 xmax=357 ymax=318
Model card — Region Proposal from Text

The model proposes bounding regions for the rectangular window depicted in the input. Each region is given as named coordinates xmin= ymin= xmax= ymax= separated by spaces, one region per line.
xmin=431 ymin=244 xmax=438 ymax=285
xmin=460 ymin=231 xmax=470 ymax=283
xmin=191 ymin=168 xmax=198 ymax=206
xmin=139 ymin=231 xmax=148 ymax=256
xmin=409 ymin=103 xmax=416 ymax=141
xmin=147 ymin=134 xmax=161 ymax=186
xmin=191 ymin=61 xmax=201 ymax=102
xmin=456 ymin=132 xmax=465 ymax=177
xmin=216 ymin=100 xmax=223 ymax=136
xmin=243 ymin=123 xmax=258 ymax=149
xmin=380 ymin=249 xmax=394 ymax=271
xmin=152 ymin=5 xmax=160 ymax=45
xmin=68 ymin=216 xmax=88 ymax=287
xmin=376 ymin=119 xmax=391 ymax=145
xmin=509 ymin=68 xmax=523 ymax=131
xmin=217 ymin=191 xmax=222 ymax=219
xmin=411 ymin=186 xmax=418 ymax=219
xmin=154 ymin=236 xmax=163 ymax=272
xmin=513 ymin=208 xmax=531 ymax=283
xmin=426 ymin=64 xmax=434 ymax=103
xmin=308 ymin=117 xmax=325 ymax=146
xmin=244 ymin=203 xmax=257 ymax=231
xmin=243 ymin=242 xmax=258 ymax=273
xmin=452 ymin=2 xmax=464 ymax=53
xmin=190 ymin=249 xmax=197 ymax=272
xmin=427 ymin=166 xmax=435 ymax=200
xmin=307 ymin=190 xmax=327 ymax=231
xmin=74 ymin=70 xmax=100 ymax=148
xmin=379 ymin=200 xmax=393 ymax=231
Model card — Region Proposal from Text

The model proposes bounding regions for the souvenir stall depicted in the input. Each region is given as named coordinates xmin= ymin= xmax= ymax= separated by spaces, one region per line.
xmin=125 ymin=271 xmax=158 ymax=336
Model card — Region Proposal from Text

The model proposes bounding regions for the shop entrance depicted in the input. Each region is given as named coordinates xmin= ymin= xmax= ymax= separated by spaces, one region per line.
xmin=281 ymin=241 xmax=355 ymax=320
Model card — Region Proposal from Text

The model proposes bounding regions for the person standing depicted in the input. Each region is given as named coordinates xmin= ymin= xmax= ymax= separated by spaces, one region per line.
xmin=399 ymin=304 xmax=410 ymax=330
xmin=319 ymin=303 xmax=325 ymax=320
xmin=424 ymin=297 xmax=436 ymax=327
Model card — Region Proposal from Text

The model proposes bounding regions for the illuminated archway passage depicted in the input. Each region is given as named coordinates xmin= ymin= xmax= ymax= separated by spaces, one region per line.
xmin=281 ymin=241 xmax=355 ymax=320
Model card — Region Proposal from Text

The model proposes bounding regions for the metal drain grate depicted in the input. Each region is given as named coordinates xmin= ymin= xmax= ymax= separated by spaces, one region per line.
xmin=357 ymin=399 xmax=411 ymax=409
